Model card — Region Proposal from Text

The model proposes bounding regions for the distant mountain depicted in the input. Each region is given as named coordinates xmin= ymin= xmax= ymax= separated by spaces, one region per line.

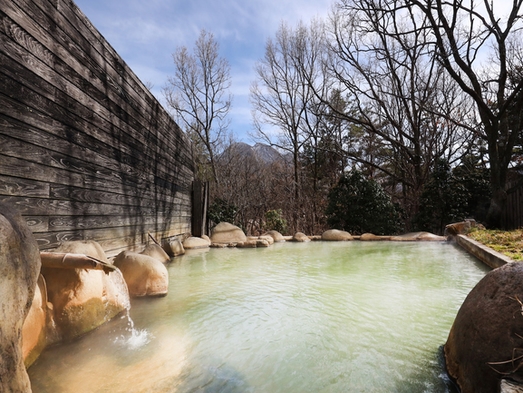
xmin=252 ymin=143 xmax=287 ymax=164
xmin=219 ymin=142 xmax=290 ymax=165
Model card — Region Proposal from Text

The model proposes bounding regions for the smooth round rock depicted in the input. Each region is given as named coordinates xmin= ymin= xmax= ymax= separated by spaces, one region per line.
xmin=445 ymin=262 xmax=523 ymax=392
xmin=114 ymin=251 xmax=168 ymax=297
xmin=263 ymin=230 xmax=286 ymax=243
xmin=183 ymin=236 xmax=211 ymax=249
xmin=321 ymin=229 xmax=353 ymax=241
xmin=141 ymin=243 xmax=171 ymax=264
xmin=210 ymin=222 xmax=247 ymax=244
xmin=292 ymin=232 xmax=310 ymax=242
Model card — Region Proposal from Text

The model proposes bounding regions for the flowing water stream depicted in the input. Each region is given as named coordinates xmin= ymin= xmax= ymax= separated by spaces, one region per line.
xmin=28 ymin=241 xmax=489 ymax=392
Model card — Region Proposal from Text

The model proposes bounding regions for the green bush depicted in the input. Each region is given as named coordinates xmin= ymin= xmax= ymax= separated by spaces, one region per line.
xmin=325 ymin=170 xmax=402 ymax=235
xmin=208 ymin=198 xmax=237 ymax=225
xmin=414 ymin=158 xmax=477 ymax=234
xmin=264 ymin=209 xmax=287 ymax=234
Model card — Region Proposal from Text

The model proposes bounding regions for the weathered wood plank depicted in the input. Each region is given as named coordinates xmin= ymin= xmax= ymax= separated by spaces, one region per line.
xmin=41 ymin=214 xmax=190 ymax=232
xmin=12 ymin=0 xmax=192 ymax=154
xmin=0 ymin=8 xmax=194 ymax=170
xmin=24 ymin=216 xmax=48 ymax=232
xmin=0 ymin=69 xmax=195 ymax=184
xmin=0 ymin=175 xmax=50 ymax=197
xmin=1 ymin=195 xmax=186 ymax=216
xmin=49 ymin=185 xmax=190 ymax=206
xmin=0 ymin=0 xmax=196 ymax=254
xmin=35 ymin=219 xmax=191 ymax=251
xmin=0 ymin=125 xmax=193 ymax=202
xmin=0 ymin=153 xmax=191 ymax=209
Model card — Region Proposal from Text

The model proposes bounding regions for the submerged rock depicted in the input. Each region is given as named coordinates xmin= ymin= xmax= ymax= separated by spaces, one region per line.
xmin=210 ymin=222 xmax=247 ymax=245
xmin=0 ymin=203 xmax=41 ymax=393
xmin=445 ymin=262 xmax=523 ymax=393
xmin=321 ymin=229 xmax=353 ymax=241
xmin=390 ymin=232 xmax=446 ymax=241
xmin=360 ymin=233 xmax=391 ymax=241
xmin=114 ymin=251 xmax=168 ymax=297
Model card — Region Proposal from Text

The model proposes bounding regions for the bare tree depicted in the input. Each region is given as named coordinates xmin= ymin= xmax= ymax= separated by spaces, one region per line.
xmin=250 ymin=20 xmax=328 ymax=231
xmin=213 ymin=140 xmax=294 ymax=234
xmin=397 ymin=0 xmax=523 ymax=228
xmin=324 ymin=0 xmax=476 ymax=225
xmin=163 ymin=30 xmax=232 ymax=183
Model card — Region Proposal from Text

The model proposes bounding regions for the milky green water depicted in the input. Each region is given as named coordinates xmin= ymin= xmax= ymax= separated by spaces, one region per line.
xmin=28 ymin=241 xmax=488 ymax=393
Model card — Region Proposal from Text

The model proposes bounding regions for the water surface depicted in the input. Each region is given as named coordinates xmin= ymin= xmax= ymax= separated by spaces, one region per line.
xmin=29 ymin=241 xmax=488 ymax=392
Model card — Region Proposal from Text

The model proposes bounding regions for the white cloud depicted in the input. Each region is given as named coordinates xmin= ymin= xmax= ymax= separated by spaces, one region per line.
xmin=74 ymin=0 xmax=333 ymax=142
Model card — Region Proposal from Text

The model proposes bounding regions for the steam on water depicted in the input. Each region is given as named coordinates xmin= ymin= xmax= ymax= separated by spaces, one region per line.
xmin=29 ymin=241 xmax=488 ymax=393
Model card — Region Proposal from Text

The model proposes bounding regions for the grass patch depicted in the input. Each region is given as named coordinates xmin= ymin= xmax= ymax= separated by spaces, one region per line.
xmin=468 ymin=228 xmax=523 ymax=261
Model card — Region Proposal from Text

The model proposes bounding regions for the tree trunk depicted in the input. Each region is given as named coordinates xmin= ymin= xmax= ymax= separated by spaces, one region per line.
xmin=485 ymin=134 xmax=508 ymax=229
xmin=293 ymin=146 xmax=300 ymax=232
xmin=486 ymin=186 xmax=508 ymax=229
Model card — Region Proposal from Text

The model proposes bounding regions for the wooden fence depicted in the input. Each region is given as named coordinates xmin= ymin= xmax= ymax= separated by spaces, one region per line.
xmin=505 ymin=181 xmax=523 ymax=229
xmin=0 ymin=0 xmax=195 ymax=256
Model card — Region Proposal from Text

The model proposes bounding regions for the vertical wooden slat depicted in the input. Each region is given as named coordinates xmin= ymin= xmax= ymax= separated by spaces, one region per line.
xmin=192 ymin=181 xmax=204 ymax=238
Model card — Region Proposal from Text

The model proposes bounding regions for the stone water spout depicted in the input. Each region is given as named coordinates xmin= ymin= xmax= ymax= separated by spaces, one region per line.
xmin=40 ymin=252 xmax=117 ymax=273
xmin=22 ymin=245 xmax=132 ymax=369
xmin=40 ymin=241 xmax=130 ymax=341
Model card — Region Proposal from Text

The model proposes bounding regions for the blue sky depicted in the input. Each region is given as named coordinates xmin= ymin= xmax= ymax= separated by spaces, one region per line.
xmin=73 ymin=0 xmax=334 ymax=142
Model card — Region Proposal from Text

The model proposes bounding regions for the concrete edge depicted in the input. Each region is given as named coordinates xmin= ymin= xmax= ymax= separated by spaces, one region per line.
xmin=456 ymin=234 xmax=514 ymax=269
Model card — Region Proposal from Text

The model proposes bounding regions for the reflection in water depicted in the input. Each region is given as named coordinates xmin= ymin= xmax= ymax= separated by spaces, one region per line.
xmin=29 ymin=242 xmax=488 ymax=392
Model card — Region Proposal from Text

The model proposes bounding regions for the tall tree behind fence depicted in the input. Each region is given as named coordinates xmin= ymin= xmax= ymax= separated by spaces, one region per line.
xmin=0 ymin=0 xmax=195 ymax=256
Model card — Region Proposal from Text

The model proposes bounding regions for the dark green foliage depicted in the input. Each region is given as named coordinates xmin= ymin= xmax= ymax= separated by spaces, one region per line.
xmin=414 ymin=159 xmax=477 ymax=234
xmin=452 ymin=155 xmax=491 ymax=223
xmin=208 ymin=198 xmax=237 ymax=225
xmin=264 ymin=209 xmax=288 ymax=234
xmin=325 ymin=170 xmax=402 ymax=235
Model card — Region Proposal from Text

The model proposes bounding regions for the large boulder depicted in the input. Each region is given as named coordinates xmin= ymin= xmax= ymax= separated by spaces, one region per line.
xmin=141 ymin=243 xmax=171 ymax=264
xmin=22 ymin=274 xmax=48 ymax=367
xmin=183 ymin=236 xmax=210 ymax=250
xmin=0 ymin=203 xmax=41 ymax=393
xmin=114 ymin=251 xmax=168 ymax=297
xmin=41 ymin=241 xmax=129 ymax=341
xmin=322 ymin=229 xmax=353 ymax=241
xmin=210 ymin=222 xmax=247 ymax=245
xmin=445 ymin=262 xmax=523 ymax=392
xmin=264 ymin=230 xmax=286 ymax=243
